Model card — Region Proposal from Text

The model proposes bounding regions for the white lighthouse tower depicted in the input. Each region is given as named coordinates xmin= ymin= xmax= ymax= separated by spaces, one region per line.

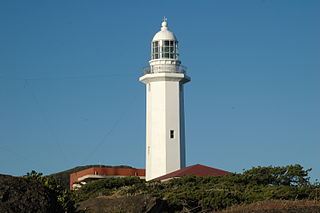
xmin=139 ymin=19 xmax=190 ymax=181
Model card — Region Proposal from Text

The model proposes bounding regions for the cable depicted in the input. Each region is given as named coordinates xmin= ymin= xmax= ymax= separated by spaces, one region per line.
xmin=83 ymin=92 xmax=139 ymax=164
xmin=0 ymin=73 xmax=139 ymax=81
xmin=24 ymin=79 xmax=69 ymax=165
xmin=1 ymin=72 xmax=143 ymax=168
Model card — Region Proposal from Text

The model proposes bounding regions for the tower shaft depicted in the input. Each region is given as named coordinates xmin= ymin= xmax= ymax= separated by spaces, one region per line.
xmin=140 ymin=73 xmax=189 ymax=180
xmin=139 ymin=19 xmax=190 ymax=181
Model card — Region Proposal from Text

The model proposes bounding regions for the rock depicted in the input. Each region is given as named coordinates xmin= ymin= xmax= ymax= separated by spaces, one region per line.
xmin=76 ymin=194 xmax=170 ymax=213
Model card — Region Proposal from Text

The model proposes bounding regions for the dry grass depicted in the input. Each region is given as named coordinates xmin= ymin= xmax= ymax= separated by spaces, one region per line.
xmin=216 ymin=200 xmax=320 ymax=213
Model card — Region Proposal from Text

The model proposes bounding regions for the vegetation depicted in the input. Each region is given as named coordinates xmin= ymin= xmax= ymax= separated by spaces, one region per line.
xmin=74 ymin=176 xmax=144 ymax=202
xmin=74 ymin=164 xmax=320 ymax=212
xmin=23 ymin=164 xmax=320 ymax=212
xmin=142 ymin=164 xmax=319 ymax=211
xmin=24 ymin=170 xmax=77 ymax=213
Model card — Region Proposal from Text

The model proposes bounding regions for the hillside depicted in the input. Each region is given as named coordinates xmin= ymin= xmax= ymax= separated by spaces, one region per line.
xmin=1 ymin=164 xmax=320 ymax=213
xmin=49 ymin=164 xmax=133 ymax=189
xmin=76 ymin=197 xmax=320 ymax=213
xmin=217 ymin=200 xmax=320 ymax=213
xmin=1 ymin=172 xmax=319 ymax=213
xmin=73 ymin=165 xmax=320 ymax=212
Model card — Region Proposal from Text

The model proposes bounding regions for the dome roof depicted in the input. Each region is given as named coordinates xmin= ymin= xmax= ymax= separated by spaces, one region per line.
xmin=152 ymin=20 xmax=177 ymax=41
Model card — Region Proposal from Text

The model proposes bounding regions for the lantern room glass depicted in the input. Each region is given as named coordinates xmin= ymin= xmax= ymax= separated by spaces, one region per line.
xmin=152 ymin=40 xmax=178 ymax=60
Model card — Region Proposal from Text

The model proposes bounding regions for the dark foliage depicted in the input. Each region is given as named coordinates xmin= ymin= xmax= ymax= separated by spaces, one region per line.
xmin=24 ymin=170 xmax=77 ymax=213
xmin=0 ymin=174 xmax=61 ymax=213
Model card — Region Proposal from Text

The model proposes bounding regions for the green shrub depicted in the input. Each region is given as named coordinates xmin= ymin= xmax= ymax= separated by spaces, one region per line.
xmin=75 ymin=176 xmax=144 ymax=201
xmin=24 ymin=170 xmax=76 ymax=213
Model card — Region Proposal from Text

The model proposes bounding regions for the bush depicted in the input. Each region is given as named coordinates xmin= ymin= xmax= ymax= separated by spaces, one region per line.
xmin=75 ymin=176 xmax=144 ymax=201
xmin=24 ymin=170 xmax=76 ymax=213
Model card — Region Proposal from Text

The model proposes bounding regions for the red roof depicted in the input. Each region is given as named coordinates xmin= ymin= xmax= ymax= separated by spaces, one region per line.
xmin=153 ymin=164 xmax=231 ymax=181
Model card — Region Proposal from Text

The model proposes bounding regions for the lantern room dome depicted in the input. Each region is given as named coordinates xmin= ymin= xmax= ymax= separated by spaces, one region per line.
xmin=152 ymin=20 xmax=177 ymax=41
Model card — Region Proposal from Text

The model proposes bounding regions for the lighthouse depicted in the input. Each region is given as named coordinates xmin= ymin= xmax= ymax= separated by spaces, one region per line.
xmin=140 ymin=19 xmax=190 ymax=181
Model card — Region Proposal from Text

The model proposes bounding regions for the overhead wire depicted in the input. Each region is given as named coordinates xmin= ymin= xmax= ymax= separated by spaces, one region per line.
xmin=83 ymin=92 xmax=140 ymax=164
xmin=1 ymin=71 xmax=143 ymax=169
xmin=24 ymin=79 xmax=69 ymax=165
xmin=0 ymin=72 xmax=139 ymax=81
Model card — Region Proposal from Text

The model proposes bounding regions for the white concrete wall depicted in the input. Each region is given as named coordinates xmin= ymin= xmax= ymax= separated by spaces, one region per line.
xmin=165 ymin=80 xmax=181 ymax=174
xmin=179 ymin=85 xmax=186 ymax=168
xmin=140 ymin=73 xmax=190 ymax=181
xmin=148 ymin=81 xmax=166 ymax=180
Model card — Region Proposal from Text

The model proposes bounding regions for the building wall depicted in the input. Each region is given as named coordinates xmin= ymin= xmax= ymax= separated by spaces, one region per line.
xmin=70 ymin=167 xmax=145 ymax=190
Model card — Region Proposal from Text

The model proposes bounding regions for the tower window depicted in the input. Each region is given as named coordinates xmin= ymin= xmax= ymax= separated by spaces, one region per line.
xmin=161 ymin=40 xmax=177 ymax=59
xmin=152 ymin=41 xmax=159 ymax=59
xmin=152 ymin=40 xmax=178 ymax=60
xmin=170 ymin=130 xmax=174 ymax=139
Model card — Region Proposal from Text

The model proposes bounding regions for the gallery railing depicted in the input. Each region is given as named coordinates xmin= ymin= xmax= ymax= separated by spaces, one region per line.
xmin=143 ymin=64 xmax=188 ymax=75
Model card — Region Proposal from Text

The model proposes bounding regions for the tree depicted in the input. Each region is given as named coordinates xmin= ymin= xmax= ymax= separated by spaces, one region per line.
xmin=242 ymin=164 xmax=311 ymax=186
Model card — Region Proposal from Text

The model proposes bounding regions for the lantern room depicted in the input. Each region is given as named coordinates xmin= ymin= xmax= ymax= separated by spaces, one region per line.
xmin=151 ymin=19 xmax=179 ymax=60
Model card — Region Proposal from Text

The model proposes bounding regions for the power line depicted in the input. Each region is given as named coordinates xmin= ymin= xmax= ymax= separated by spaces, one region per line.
xmin=0 ymin=73 xmax=139 ymax=81
xmin=24 ymin=79 xmax=69 ymax=165
xmin=83 ymin=93 xmax=139 ymax=164
xmin=1 ymin=72 xmax=143 ymax=167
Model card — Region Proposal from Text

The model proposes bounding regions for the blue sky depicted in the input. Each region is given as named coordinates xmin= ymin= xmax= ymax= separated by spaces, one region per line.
xmin=0 ymin=0 xmax=319 ymax=180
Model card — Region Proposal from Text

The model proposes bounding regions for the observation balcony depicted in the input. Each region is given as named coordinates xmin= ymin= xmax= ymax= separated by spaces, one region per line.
xmin=143 ymin=64 xmax=188 ymax=75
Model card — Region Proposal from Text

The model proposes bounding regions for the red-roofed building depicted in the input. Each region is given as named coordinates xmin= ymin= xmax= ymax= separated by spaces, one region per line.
xmin=153 ymin=164 xmax=231 ymax=182
xmin=70 ymin=167 xmax=145 ymax=190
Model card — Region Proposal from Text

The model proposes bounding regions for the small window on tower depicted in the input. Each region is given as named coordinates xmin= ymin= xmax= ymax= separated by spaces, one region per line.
xmin=170 ymin=130 xmax=174 ymax=139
